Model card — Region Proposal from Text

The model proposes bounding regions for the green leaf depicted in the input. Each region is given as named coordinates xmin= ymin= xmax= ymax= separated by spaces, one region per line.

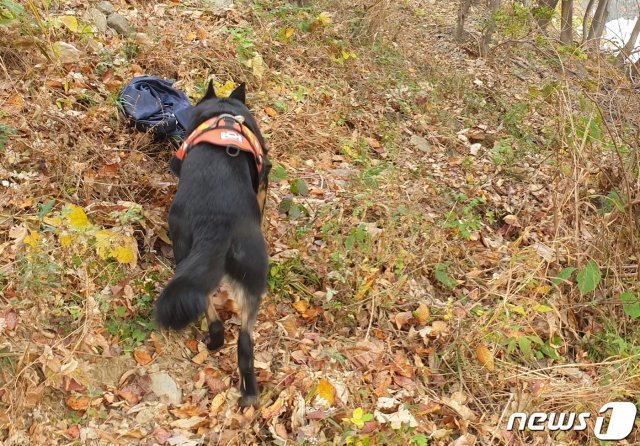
xmin=290 ymin=178 xmax=309 ymax=196
xmin=288 ymin=204 xmax=302 ymax=219
xmin=411 ymin=435 xmax=428 ymax=446
xmin=533 ymin=304 xmax=553 ymax=313
xmin=277 ymin=197 xmax=293 ymax=214
xmin=621 ymin=292 xmax=640 ymax=319
xmin=269 ymin=163 xmax=287 ymax=181
xmin=434 ymin=263 xmax=457 ymax=289
xmin=518 ymin=336 xmax=532 ymax=358
xmin=576 ymin=260 xmax=601 ymax=295
xmin=551 ymin=267 xmax=576 ymax=285
xmin=37 ymin=199 xmax=56 ymax=219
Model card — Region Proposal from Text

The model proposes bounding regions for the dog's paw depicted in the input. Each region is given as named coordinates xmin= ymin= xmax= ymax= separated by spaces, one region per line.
xmin=239 ymin=394 xmax=259 ymax=408
xmin=206 ymin=320 xmax=224 ymax=351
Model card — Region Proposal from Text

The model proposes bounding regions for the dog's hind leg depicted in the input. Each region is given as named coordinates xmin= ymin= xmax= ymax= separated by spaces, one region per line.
xmin=225 ymin=228 xmax=267 ymax=407
xmin=228 ymin=280 xmax=260 ymax=407
xmin=205 ymin=290 xmax=224 ymax=351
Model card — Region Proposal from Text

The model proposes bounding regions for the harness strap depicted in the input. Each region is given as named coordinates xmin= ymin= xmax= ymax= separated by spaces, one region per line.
xmin=175 ymin=114 xmax=265 ymax=173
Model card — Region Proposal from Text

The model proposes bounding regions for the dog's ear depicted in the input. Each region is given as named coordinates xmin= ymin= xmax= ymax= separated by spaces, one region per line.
xmin=202 ymin=80 xmax=216 ymax=101
xmin=169 ymin=156 xmax=182 ymax=177
xmin=229 ymin=83 xmax=246 ymax=104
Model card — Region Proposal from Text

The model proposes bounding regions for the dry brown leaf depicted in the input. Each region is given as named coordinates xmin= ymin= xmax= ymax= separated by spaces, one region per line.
xmin=150 ymin=333 xmax=162 ymax=354
xmin=392 ymin=350 xmax=414 ymax=378
xmin=192 ymin=350 xmax=208 ymax=365
xmin=153 ymin=428 xmax=172 ymax=445
xmin=210 ymin=392 xmax=226 ymax=416
xmin=185 ymin=339 xmax=198 ymax=353
xmin=65 ymin=395 xmax=90 ymax=411
xmin=475 ymin=344 xmax=494 ymax=371
xmin=133 ymin=349 xmax=152 ymax=366
xmin=170 ymin=416 xmax=207 ymax=429
xmin=394 ymin=311 xmax=413 ymax=329
xmin=65 ymin=425 xmax=80 ymax=440
xmin=4 ymin=310 xmax=17 ymax=331
xmin=503 ymin=214 xmax=520 ymax=227
xmin=171 ymin=404 xmax=200 ymax=419
xmin=414 ymin=303 xmax=430 ymax=325
xmin=292 ymin=300 xmax=322 ymax=320
xmin=365 ymin=137 xmax=381 ymax=148
xmin=262 ymin=397 xmax=285 ymax=420
xmin=264 ymin=106 xmax=278 ymax=117
xmin=279 ymin=315 xmax=299 ymax=337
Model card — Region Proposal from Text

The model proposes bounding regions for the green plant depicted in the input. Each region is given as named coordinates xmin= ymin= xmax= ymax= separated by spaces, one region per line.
xmin=0 ymin=122 xmax=16 ymax=150
xmin=220 ymin=26 xmax=256 ymax=60
xmin=433 ymin=263 xmax=457 ymax=289
xmin=0 ymin=0 xmax=24 ymax=26
xmin=443 ymin=194 xmax=485 ymax=239
xmin=491 ymin=139 xmax=515 ymax=168
xmin=342 ymin=407 xmax=374 ymax=445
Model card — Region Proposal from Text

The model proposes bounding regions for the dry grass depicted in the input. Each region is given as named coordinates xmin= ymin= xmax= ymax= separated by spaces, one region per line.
xmin=1 ymin=0 xmax=640 ymax=444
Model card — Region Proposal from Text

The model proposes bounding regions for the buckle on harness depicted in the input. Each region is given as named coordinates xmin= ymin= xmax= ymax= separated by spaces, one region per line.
xmin=226 ymin=146 xmax=240 ymax=157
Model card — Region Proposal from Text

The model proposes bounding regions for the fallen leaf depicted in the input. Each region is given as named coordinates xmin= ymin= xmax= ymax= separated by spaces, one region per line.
xmin=374 ymin=405 xmax=418 ymax=430
xmin=191 ymin=350 xmax=208 ymax=365
xmin=314 ymin=379 xmax=335 ymax=407
xmin=475 ymin=344 xmax=495 ymax=371
xmin=4 ymin=310 xmax=17 ymax=331
xmin=134 ymin=349 xmax=152 ymax=366
xmin=413 ymin=304 xmax=430 ymax=325
xmin=66 ymin=425 xmax=80 ymax=439
xmin=66 ymin=395 xmax=90 ymax=411
xmin=210 ymin=392 xmax=226 ymax=416
xmin=503 ymin=214 xmax=520 ymax=227
xmin=154 ymin=428 xmax=172 ymax=444
xmin=59 ymin=16 xmax=79 ymax=33
xmin=169 ymin=416 xmax=207 ymax=429
xmin=264 ymin=106 xmax=277 ymax=117
xmin=292 ymin=300 xmax=322 ymax=320
xmin=185 ymin=339 xmax=198 ymax=353
xmin=394 ymin=311 xmax=413 ymax=329
xmin=262 ymin=397 xmax=284 ymax=420
xmin=150 ymin=333 xmax=162 ymax=354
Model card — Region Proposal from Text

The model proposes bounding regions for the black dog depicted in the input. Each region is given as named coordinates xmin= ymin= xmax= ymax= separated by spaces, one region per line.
xmin=155 ymin=82 xmax=271 ymax=407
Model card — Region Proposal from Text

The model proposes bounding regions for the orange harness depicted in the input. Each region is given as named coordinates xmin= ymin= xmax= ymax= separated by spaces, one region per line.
xmin=175 ymin=114 xmax=265 ymax=173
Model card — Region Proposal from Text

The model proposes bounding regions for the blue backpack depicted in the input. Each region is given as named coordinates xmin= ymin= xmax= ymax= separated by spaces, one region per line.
xmin=119 ymin=76 xmax=193 ymax=142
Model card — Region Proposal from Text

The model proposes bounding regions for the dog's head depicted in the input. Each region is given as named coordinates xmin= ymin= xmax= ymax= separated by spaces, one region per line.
xmin=169 ymin=81 xmax=268 ymax=177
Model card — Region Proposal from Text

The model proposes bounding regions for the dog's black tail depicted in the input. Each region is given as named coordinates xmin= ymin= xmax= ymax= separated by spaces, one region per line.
xmin=155 ymin=230 xmax=231 ymax=330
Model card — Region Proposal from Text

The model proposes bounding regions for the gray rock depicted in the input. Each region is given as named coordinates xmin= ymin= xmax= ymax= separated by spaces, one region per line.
xmin=410 ymin=135 xmax=431 ymax=153
xmin=53 ymin=41 xmax=82 ymax=64
xmin=149 ymin=372 xmax=182 ymax=405
xmin=202 ymin=0 xmax=234 ymax=9
xmin=135 ymin=407 xmax=156 ymax=425
xmin=95 ymin=1 xmax=115 ymax=15
xmin=107 ymin=13 xmax=135 ymax=37
xmin=86 ymin=8 xmax=107 ymax=33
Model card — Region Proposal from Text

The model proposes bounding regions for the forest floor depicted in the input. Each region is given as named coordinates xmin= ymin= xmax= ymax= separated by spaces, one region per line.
xmin=1 ymin=0 xmax=640 ymax=445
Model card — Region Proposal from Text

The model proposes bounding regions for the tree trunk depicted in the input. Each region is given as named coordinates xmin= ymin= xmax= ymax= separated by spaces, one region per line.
xmin=587 ymin=0 xmax=610 ymax=44
xmin=456 ymin=0 xmax=473 ymax=42
xmin=536 ymin=0 xmax=560 ymax=32
xmin=560 ymin=0 xmax=573 ymax=44
xmin=480 ymin=0 xmax=501 ymax=57
xmin=614 ymin=15 xmax=640 ymax=68
xmin=582 ymin=0 xmax=596 ymax=43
